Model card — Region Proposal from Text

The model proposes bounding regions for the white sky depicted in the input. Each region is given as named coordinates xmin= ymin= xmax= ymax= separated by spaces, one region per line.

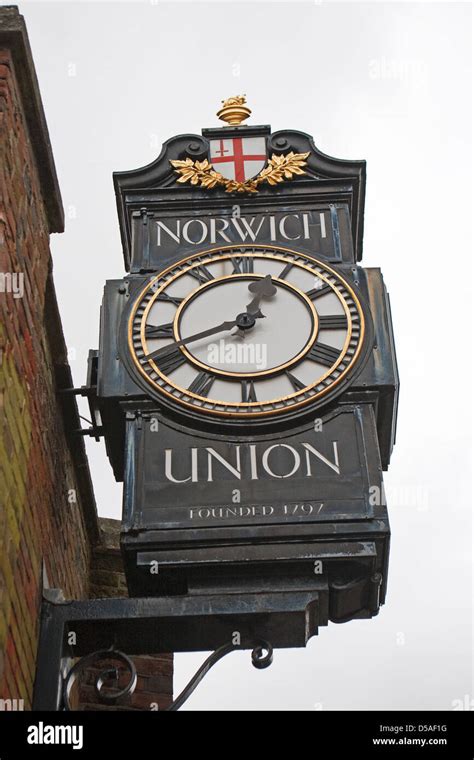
xmin=16 ymin=0 xmax=472 ymax=710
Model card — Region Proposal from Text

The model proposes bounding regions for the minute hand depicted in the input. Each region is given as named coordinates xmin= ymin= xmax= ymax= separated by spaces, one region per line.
xmin=144 ymin=320 xmax=237 ymax=362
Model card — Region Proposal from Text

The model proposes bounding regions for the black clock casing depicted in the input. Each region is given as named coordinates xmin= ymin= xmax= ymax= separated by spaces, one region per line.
xmin=87 ymin=123 xmax=398 ymax=644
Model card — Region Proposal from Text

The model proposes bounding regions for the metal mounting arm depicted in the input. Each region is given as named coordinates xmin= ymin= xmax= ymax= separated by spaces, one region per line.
xmin=33 ymin=590 xmax=311 ymax=711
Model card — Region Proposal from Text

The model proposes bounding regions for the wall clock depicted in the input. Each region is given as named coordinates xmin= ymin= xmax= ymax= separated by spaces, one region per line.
xmin=127 ymin=245 xmax=370 ymax=420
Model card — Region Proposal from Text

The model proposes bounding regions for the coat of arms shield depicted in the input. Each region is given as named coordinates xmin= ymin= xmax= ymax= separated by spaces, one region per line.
xmin=209 ymin=136 xmax=267 ymax=182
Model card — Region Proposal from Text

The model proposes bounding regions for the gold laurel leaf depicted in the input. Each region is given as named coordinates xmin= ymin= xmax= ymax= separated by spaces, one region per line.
xmin=170 ymin=150 xmax=309 ymax=193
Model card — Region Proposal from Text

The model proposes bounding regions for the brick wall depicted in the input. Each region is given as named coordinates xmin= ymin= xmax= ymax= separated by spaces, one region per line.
xmin=0 ymin=13 xmax=98 ymax=707
xmin=0 ymin=7 xmax=173 ymax=711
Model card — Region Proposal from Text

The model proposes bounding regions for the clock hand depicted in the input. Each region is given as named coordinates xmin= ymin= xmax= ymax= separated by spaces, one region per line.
xmin=246 ymin=274 xmax=277 ymax=315
xmin=144 ymin=310 xmax=265 ymax=362
xmin=144 ymin=320 xmax=238 ymax=361
xmin=145 ymin=279 xmax=274 ymax=362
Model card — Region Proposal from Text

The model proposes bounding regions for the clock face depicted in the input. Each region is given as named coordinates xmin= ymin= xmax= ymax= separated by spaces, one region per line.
xmin=128 ymin=245 xmax=366 ymax=418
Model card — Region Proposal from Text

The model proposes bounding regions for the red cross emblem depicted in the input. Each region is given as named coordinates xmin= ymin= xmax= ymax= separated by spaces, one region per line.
xmin=210 ymin=136 xmax=267 ymax=182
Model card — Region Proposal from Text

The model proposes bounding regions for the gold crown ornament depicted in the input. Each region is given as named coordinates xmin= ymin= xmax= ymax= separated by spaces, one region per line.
xmin=216 ymin=95 xmax=251 ymax=126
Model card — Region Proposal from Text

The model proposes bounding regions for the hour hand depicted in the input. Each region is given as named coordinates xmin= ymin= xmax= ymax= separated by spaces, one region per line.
xmin=246 ymin=275 xmax=277 ymax=315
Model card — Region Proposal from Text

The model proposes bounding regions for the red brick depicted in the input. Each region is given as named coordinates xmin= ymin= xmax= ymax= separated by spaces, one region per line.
xmin=0 ymin=29 xmax=173 ymax=711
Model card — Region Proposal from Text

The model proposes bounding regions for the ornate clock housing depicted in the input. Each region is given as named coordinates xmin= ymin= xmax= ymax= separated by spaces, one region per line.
xmin=126 ymin=244 xmax=370 ymax=422
xmin=89 ymin=111 xmax=398 ymax=632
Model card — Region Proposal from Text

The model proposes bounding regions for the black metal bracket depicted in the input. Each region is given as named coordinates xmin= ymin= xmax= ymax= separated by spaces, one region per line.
xmin=59 ymin=384 xmax=104 ymax=440
xmin=73 ymin=425 xmax=105 ymax=438
xmin=168 ymin=639 xmax=272 ymax=711
xmin=32 ymin=590 xmax=311 ymax=711
xmin=61 ymin=640 xmax=272 ymax=711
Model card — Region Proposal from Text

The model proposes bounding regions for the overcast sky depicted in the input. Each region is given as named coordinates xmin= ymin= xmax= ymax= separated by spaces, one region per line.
xmin=16 ymin=0 xmax=472 ymax=710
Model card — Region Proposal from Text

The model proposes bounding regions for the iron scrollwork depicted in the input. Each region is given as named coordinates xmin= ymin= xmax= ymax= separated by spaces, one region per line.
xmin=63 ymin=648 xmax=137 ymax=711
xmin=62 ymin=640 xmax=273 ymax=711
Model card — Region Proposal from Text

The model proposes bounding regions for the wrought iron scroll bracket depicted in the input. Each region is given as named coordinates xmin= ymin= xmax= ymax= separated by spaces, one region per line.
xmin=167 ymin=639 xmax=273 ymax=711
xmin=63 ymin=648 xmax=137 ymax=710
xmin=62 ymin=640 xmax=273 ymax=711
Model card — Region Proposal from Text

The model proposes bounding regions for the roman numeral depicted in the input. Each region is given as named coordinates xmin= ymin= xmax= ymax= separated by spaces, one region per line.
xmin=286 ymin=371 xmax=306 ymax=392
xmin=278 ymin=262 xmax=294 ymax=279
xmin=145 ymin=322 xmax=174 ymax=339
xmin=318 ymin=314 xmax=348 ymax=330
xmin=308 ymin=342 xmax=341 ymax=366
xmin=306 ymin=283 xmax=332 ymax=300
xmin=153 ymin=346 xmax=187 ymax=375
xmin=232 ymin=257 xmax=254 ymax=274
xmin=157 ymin=293 xmax=184 ymax=306
xmin=188 ymin=264 xmax=215 ymax=284
xmin=241 ymin=380 xmax=257 ymax=403
xmin=188 ymin=372 xmax=215 ymax=397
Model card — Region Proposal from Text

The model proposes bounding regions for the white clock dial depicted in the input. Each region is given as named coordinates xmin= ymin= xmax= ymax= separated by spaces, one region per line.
xmin=128 ymin=246 xmax=366 ymax=417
